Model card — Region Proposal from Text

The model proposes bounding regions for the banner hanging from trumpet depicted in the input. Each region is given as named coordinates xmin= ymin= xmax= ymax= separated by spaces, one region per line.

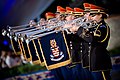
xmin=33 ymin=39 xmax=45 ymax=65
xmin=39 ymin=31 xmax=71 ymax=70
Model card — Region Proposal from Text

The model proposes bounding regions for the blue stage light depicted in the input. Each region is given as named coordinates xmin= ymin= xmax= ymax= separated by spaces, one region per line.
xmin=3 ymin=40 xmax=9 ymax=46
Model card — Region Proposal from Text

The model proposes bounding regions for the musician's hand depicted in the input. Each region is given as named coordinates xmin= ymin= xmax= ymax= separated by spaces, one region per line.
xmin=69 ymin=24 xmax=79 ymax=32
xmin=29 ymin=20 xmax=36 ymax=27
xmin=63 ymin=24 xmax=72 ymax=28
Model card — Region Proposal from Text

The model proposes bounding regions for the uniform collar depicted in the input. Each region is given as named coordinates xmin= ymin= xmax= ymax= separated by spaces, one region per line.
xmin=97 ymin=19 xmax=105 ymax=24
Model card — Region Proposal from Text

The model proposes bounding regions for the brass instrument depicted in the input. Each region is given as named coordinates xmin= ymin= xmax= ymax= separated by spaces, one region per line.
xmin=2 ymin=17 xmax=98 ymax=42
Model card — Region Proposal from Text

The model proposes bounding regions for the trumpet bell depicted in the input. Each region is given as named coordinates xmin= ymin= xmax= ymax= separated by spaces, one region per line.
xmin=2 ymin=29 xmax=7 ymax=36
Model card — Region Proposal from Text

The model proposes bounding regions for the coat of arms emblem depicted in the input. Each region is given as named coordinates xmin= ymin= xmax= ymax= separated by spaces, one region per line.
xmin=50 ymin=39 xmax=64 ymax=61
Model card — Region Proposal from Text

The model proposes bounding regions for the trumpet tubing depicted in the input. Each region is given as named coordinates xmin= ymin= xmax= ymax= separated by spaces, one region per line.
xmin=26 ymin=26 xmax=73 ymax=42
xmin=7 ymin=24 xmax=30 ymax=32
xmin=22 ymin=18 xmax=84 ymax=38
xmin=12 ymin=26 xmax=36 ymax=32
xmin=14 ymin=27 xmax=42 ymax=37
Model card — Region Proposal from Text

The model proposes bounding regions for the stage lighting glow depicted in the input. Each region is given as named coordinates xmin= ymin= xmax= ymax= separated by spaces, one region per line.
xmin=3 ymin=40 xmax=9 ymax=46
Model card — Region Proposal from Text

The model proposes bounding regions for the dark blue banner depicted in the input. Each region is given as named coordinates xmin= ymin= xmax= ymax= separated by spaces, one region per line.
xmin=32 ymin=39 xmax=44 ymax=65
xmin=10 ymin=38 xmax=20 ymax=55
xmin=39 ymin=31 xmax=71 ymax=70
xmin=20 ymin=40 xmax=32 ymax=62
xmin=28 ymin=40 xmax=39 ymax=64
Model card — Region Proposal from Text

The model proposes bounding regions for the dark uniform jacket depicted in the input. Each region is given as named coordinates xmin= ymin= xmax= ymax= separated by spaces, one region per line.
xmin=77 ymin=20 xmax=112 ymax=71
xmin=64 ymin=31 xmax=82 ymax=64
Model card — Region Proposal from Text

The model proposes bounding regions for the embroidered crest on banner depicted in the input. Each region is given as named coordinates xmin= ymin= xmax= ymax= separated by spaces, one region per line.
xmin=50 ymin=39 xmax=64 ymax=61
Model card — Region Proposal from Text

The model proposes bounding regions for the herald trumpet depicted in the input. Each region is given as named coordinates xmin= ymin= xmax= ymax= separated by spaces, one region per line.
xmin=81 ymin=20 xmax=98 ymax=30
xmin=7 ymin=24 xmax=30 ymax=31
xmin=25 ymin=20 xmax=98 ymax=42
xmin=22 ymin=17 xmax=84 ymax=38
xmin=2 ymin=29 xmax=7 ymax=36
xmin=25 ymin=26 xmax=73 ymax=43
xmin=7 ymin=18 xmax=57 ymax=32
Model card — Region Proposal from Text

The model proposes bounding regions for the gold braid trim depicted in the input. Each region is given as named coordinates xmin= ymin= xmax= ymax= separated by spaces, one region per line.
xmin=94 ymin=23 xmax=109 ymax=43
xmin=102 ymin=71 xmax=107 ymax=80
xmin=100 ymin=23 xmax=109 ymax=43
xmin=94 ymin=23 xmax=102 ymax=37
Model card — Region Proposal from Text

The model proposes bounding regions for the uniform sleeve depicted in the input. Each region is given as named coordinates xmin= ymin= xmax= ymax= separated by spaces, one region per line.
xmin=93 ymin=24 xmax=109 ymax=43
xmin=77 ymin=27 xmax=93 ymax=43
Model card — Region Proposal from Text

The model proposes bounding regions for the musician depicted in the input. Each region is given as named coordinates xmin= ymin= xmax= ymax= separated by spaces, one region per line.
xmin=38 ymin=18 xmax=46 ymax=29
xmin=70 ymin=2 xmax=91 ymax=70
xmin=64 ymin=7 xmax=80 ymax=63
xmin=48 ymin=6 xmax=75 ymax=80
xmin=83 ymin=3 xmax=91 ymax=22
xmin=56 ymin=6 xmax=66 ymax=21
xmin=63 ymin=6 xmax=93 ymax=80
xmin=69 ymin=3 xmax=112 ymax=80
xmin=45 ymin=12 xmax=56 ymax=28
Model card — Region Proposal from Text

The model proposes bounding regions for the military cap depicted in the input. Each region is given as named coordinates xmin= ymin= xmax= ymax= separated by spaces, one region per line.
xmin=73 ymin=8 xmax=84 ymax=16
xmin=90 ymin=4 xmax=106 ymax=14
xmin=90 ymin=4 xmax=109 ymax=18
xmin=45 ymin=12 xmax=55 ymax=20
xmin=65 ymin=7 xmax=74 ymax=14
xmin=56 ymin=6 xmax=66 ymax=14
xmin=83 ymin=3 xmax=90 ymax=12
